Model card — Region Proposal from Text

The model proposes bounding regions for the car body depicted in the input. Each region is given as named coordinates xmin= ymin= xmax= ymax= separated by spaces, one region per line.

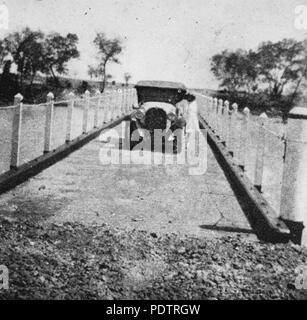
xmin=128 ymin=80 xmax=188 ymax=149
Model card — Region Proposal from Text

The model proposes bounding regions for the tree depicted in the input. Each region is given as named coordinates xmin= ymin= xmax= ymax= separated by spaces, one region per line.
xmin=291 ymin=39 xmax=307 ymax=100
xmin=256 ymin=39 xmax=306 ymax=99
xmin=88 ymin=32 xmax=122 ymax=91
xmin=88 ymin=65 xmax=99 ymax=79
xmin=0 ymin=41 xmax=13 ymax=92
xmin=3 ymin=27 xmax=45 ymax=92
xmin=124 ymin=72 xmax=131 ymax=86
xmin=0 ymin=39 xmax=10 ymax=68
xmin=211 ymin=49 xmax=258 ymax=94
xmin=0 ymin=28 xmax=80 ymax=96
xmin=211 ymin=38 xmax=307 ymax=100
xmin=43 ymin=32 xmax=80 ymax=85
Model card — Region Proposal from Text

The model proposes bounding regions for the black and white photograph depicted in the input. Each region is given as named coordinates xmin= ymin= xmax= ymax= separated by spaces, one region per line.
xmin=0 ymin=0 xmax=307 ymax=304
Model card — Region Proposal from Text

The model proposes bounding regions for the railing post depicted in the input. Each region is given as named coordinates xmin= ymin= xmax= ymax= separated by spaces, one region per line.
xmin=110 ymin=89 xmax=116 ymax=121
xmin=199 ymin=95 xmax=205 ymax=119
xmin=83 ymin=90 xmax=90 ymax=133
xmin=209 ymin=97 xmax=214 ymax=127
xmin=217 ymin=99 xmax=223 ymax=139
xmin=212 ymin=98 xmax=216 ymax=131
xmin=10 ymin=93 xmax=23 ymax=170
xmin=238 ymin=107 xmax=250 ymax=170
xmin=131 ymin=89 xmax=134 ymax=108
xmin=134 ymin=89 xmax=138 ymax=107
xmin=126 ymin=89 xmax=130 ymax=113
xmin=44 ymin=92 xmax=54 ymax=153
xmin=254 ymin=112 xmax=268 ymax=191
xmin=94 ymin=89 xmax=100 ymax=128
xmin=123 ymin=88 xmax=127 ymax=115
xmin=122 ymin=88 xmax=125 ymax=116
xmin=108 ymin=89 xmax=112 ymax=121
xmin=212 ymin=98 xmax=217 ymax=131
xmin=204 ymin=96 xmax=209 ymax=119
xmin=133 ymin=89 xmax=137 ymax=107
xmin=102 ymin=92 xmax=109 ymax=124
xmin=128 ymin=88 xmax=132 ymax=113
xmin=204 ymin=96 xmax=209 ymax=123
xmin=117 ymin=89 xmax=122 ymax=118
xmin=66 ymin=92 xmax=75 ymax=142
xmin=133 ymin=89 xmax=137 ymax=110
xmin=229 ymin=103 xmax=238 ymax=157
xmin=224 ymin=100 xmax=229 ymax=145
xmin=122 ymin=88 xmax=125 ymax=115
xmin=280 ymin=107 xmax=307 ymax=245
xmin=113 ymin=89 xmax=117 ymax=119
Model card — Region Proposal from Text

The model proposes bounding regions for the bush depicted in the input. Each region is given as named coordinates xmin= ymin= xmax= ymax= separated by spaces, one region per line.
xmin=0 ymin=74 xmax=91 ymax=105
xmin=214 ymin=91 xmax=294 ymax=119
xmin=76 ymin=81 xmax=93 ymax=95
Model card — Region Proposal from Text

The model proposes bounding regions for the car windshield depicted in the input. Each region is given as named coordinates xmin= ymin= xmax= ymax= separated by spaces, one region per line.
xmin=141 ymin=102 xmax=176 ymax=114
xmin=135 ymin=84 xmax=186 ymax=105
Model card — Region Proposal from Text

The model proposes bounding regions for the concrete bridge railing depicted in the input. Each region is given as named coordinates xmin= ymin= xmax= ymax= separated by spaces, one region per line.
xmin=0 ymin=87 xmax=136 ymax=186
xmin=196 ymin=93 xmax=307 ymax=245
xmin=8 ymin=88 xmax=136 ymax=170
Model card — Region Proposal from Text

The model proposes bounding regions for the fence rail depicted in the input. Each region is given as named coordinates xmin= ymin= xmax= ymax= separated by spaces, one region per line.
xmin=0 ymin=88 xmax=137 ymax=174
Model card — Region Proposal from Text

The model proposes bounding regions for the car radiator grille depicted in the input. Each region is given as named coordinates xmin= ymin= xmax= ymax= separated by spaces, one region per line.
xmin=144 ymin=108 xmax=167 ymax=132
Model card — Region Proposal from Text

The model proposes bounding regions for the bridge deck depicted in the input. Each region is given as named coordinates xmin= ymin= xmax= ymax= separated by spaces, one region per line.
xmin=0 ymin=122 xmax=255 ymax=239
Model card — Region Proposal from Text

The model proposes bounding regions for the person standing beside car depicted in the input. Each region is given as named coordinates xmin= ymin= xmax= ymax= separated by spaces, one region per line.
xmin=185 ymin=93 xmax=200 ymax=134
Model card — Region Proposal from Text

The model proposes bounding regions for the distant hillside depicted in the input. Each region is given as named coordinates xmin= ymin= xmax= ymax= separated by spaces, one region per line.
xmin=190 ymin=88 xmax=217 ymax=96
xmin=34 ymin=74 xmax=131 ymax=90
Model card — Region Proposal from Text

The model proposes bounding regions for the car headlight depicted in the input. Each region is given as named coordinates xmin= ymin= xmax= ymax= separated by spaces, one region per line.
xmin=167 ymin=112 xmax=177 ymax=122
xmin=135 ymin=108 xmax=145 ymax=120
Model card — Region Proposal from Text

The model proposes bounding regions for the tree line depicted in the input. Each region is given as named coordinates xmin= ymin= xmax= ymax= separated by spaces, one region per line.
xmin=210 ymin=38 xmax=307 ymax=115
xmin=0 ymin=27 xmax=126 ymax=102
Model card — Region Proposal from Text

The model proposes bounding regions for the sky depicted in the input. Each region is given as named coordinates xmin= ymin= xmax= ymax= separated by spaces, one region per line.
xmin=0 ymin=0 xmax=307 ymax=89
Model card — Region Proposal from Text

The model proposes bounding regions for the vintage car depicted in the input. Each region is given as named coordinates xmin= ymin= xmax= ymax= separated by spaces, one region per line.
xmin=128 ymin=80 xmax=188 ymax=150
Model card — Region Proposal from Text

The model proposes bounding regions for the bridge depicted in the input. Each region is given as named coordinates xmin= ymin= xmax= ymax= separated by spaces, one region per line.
xmin=0 ymin=88 xmax=306 ymax=245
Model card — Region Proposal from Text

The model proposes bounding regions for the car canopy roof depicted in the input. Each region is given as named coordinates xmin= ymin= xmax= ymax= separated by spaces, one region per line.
xmin=135 ymin=80 xmax=187 ymax=91
xmin=135 ymin=80 xmax=187 ymax=105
